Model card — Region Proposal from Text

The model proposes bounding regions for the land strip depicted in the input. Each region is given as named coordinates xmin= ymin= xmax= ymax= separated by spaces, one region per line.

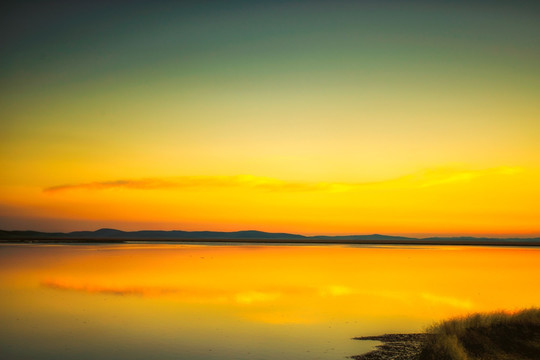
xmin=1 ymin=237 xmax=540 ymax=246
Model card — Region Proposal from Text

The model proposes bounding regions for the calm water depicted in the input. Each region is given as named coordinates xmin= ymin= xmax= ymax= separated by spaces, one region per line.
xmin=1 ymin=243 xmax=539 ymax=359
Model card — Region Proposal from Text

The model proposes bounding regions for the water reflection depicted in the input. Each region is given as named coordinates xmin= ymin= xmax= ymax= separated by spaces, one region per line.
xmin=1 ymin=244 xmax=539 ymax=359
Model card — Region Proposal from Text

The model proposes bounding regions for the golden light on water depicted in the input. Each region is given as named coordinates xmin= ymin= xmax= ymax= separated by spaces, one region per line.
xmin=5 ymin=245 xmax=540 ymax=323
xmin=2 ymin=244 xmax=539 ymax=359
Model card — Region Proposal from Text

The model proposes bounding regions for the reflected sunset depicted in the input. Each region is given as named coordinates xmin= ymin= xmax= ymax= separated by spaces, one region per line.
xmin=2 ymin=244 xmax=539 ymax=359
xmin=3 ymin=245 xmax=539 ymax=324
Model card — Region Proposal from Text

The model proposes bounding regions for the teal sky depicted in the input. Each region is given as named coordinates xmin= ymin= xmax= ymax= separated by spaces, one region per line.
xmin=3 ymin=1 xmax=539 ymax=95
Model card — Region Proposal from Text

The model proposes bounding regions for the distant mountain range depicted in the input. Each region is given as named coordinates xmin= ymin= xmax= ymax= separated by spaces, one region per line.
xmin=1 ymin=228 xmax=539 ymax=245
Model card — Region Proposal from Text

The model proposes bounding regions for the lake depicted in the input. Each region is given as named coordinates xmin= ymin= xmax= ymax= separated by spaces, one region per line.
xmin=1 ymin=243 xmax=539 ymax=359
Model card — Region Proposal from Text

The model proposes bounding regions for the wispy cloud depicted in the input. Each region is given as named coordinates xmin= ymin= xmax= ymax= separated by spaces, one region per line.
xmin=43 ymin=175 xmax=377 ymax=193
xmin=44 ymin=179 xmax=179 ymax=192
xmin=412 ymin=166 xmax=523 ymax=188
xmin=43 ymin=167 xmax=523 ymax=194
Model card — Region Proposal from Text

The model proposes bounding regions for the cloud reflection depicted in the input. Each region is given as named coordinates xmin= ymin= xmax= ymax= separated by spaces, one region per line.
xmin=42 ymin=279 xmax=286 ymax=305
xmin=43 ymin=279 xmax=473 ymax=311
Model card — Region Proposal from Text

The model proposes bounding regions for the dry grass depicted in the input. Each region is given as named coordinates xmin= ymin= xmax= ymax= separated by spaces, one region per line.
xmin=419 ymin=308 xmax=540 ymax=360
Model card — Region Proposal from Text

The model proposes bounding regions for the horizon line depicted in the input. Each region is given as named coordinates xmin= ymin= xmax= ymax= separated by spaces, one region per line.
xmin=1 ymin=228 xmax=539 ymax=239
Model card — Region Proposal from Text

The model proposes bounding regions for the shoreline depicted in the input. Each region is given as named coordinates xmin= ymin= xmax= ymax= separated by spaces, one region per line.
xmin=352 ymin=334 xmax=428 ymax=360
xmin=1 ymin=238 xmax=540 ymax=247
xmin=354 ymin=309 xmax=540 ymax=360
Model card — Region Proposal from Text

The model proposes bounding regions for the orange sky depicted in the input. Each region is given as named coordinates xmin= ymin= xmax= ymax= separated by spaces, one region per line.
xmin=1 ymin=167 xmax=539 ymax=235
xmin=1 ymin=2 xmax=539 ymax=235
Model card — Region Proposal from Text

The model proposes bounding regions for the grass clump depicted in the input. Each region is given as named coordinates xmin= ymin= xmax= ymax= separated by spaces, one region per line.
xmin=419 ymin=308 xmax=540 ymax=360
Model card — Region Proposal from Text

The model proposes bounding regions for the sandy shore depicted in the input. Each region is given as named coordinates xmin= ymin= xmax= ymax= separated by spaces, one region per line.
xmin=351 ymin=334 xmax=428 ymax=360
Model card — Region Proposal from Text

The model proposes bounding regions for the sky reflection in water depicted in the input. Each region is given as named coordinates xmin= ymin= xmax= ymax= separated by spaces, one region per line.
xmin=1 ymin=244 xmax=539 ymax=360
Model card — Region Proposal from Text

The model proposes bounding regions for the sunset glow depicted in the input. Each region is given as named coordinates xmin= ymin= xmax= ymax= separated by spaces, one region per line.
xmin=1 ymin=1 xmax=539 ymax=235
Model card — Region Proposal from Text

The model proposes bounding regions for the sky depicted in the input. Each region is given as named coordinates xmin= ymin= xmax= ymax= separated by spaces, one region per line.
xmin=1 ymin=0 xmax=539 ymax=236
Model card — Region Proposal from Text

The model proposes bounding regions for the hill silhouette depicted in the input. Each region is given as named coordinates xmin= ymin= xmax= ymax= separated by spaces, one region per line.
xmin=1 ymin=229 xmax=539 ymax=246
